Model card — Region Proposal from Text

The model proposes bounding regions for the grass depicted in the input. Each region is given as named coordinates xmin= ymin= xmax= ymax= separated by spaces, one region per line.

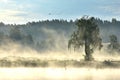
xmin=0 ymin=56 xmax=120 ymax=68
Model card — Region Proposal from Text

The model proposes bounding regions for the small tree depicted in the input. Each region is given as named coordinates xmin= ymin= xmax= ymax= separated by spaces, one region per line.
xmin=68 ymin=16 xmax=102 ymax=61
xmin=108 ymin=35 xmax=120 ymax=52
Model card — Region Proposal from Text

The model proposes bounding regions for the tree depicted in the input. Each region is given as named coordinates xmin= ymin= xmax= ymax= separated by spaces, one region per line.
xmin=0 ymin=22 xmax=5 ymax=26
xmin=68 ymin=16 xmax=102 ymax=61
xmin=112 ymin=18 xmax=117 ymax=23
xmin=108 ymin=35 xmax=120 ymax=52
xmin=10 ymin=27 xmax=23 ymax=41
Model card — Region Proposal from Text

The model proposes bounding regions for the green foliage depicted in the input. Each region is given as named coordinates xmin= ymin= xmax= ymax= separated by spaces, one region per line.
xmin=10 ymin=27 xmax=23 ymax=41
xmin=9 ymin=26 xmax=34 ymax=47
xmin=68 ymin=16 xmax=102 ymax=61
xmin=108 ymin=35 xmax=120 ymax=52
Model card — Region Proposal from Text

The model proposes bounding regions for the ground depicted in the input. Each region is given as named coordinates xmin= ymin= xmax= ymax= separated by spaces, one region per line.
xmin=0 ymin=56 xmax=120 ymax=68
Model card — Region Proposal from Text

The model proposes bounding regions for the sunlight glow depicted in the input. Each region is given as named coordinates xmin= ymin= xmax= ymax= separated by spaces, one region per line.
xmin=0 ymin=10 xmax=28 ymax=24
xmin=0 ymin=68 xmax=119 ymax=80
xmin=0 ymin=0 xmax=8 ymax=3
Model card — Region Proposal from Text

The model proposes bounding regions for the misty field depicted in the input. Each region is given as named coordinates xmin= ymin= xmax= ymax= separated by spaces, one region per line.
xmin=0 ymin=16 xmax=120 ymax=80
xmin=0 ymin=55 xmax=120 ymax=68
xmin=0 ymin=68 xmax=120 ymax=80
xmin=0 ymin=44 xmax=120 ymax=80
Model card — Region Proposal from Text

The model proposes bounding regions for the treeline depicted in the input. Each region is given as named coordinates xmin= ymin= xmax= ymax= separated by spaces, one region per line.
xmin=0 ymin=19 xmax=75 ymax=52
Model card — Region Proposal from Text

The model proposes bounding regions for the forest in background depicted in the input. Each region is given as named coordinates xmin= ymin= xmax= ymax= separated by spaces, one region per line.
xmin=0 ymin=17 xmax=120 ymax=52
xmin=0 ymin=17 xmax=120 ymax=67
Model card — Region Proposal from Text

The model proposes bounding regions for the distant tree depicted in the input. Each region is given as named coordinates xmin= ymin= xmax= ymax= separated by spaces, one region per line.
xmin=0 ymin=32 xmax=5 ymax=44
xmin=25 ymin=34 xmax=34 ymax=45
xmin=112 ymin=18 xmax=117 ymax=23
xmin=70 ymin=20 xmax=73 ymax=23
xmin=68 ymin=16 xmax=102 ymax=61
xmin=0 ymin=22 xmax=5 ymax=26
xmin=9 ymin=27 xmax=23 ymax=41
xmin=108 ymin=35 xmax=120 ymax=52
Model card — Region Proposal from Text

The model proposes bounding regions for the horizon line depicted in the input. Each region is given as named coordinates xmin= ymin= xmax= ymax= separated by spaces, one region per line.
xmin=0 ymin=17 xmax=119 ymax=25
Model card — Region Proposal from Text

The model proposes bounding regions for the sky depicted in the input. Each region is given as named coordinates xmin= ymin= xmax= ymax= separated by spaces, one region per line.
xmin=0 ymin=0 xmax=120 ymax=24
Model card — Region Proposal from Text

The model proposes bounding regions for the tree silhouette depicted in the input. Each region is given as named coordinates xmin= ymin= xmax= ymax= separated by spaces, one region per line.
xmin=9 ymin=27 xmax=23 ymax=41
xmin=68 ymin=16 xmax=102 ymax=61
xmin=108 ymin=35 xmax=120 ymax=52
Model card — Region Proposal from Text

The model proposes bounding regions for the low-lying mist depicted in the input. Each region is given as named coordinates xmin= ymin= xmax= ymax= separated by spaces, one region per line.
xmin=0 ymin=25 xmax=120 ymax=68
xmin=0 ymin=36 xmax=120 ymax=62
xmin=0 ymin=68 xmax=120 ymax=80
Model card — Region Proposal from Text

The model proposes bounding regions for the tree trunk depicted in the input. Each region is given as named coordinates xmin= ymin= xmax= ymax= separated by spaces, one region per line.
xmin=84 ymin=39 xmax=94 ymax=61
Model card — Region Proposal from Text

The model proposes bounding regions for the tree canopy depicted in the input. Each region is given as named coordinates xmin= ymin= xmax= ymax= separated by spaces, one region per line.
xmin=108 ymin=35 xmax=120 ymax=52
xmin=68 ymin=16 xmax=102 ymax=61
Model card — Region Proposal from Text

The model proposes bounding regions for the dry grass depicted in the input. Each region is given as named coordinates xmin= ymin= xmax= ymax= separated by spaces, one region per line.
xmin=0 ymin=56 xmax=120 ymax=68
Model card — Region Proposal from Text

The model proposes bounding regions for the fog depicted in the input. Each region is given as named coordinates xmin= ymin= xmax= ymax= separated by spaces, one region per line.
xmin=1 ymin=43 xmax=119 ymax=80
xmin=0 ymin=39 xmax=120 ymax=62
xmin=0 ymin=39 xmax=119 ymax=61
xmin=0 ymin=68 xmax=119 ymax=80
xmin=0 ymin=20 xmax=120 ymax=80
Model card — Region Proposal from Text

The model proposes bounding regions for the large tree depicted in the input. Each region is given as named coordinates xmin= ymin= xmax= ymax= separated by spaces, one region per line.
xmin=68 ymin=16 xmax=102 ymax=61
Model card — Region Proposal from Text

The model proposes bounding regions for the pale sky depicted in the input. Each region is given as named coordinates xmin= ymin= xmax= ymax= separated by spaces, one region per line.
xmin=0 ymin=0 xmax=120 ymax=24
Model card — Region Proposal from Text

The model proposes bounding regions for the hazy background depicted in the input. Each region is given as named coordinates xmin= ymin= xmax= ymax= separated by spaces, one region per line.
xmin=0 ymin=0 xmax=120 ymax=61
xmin=0 ymin=19 xmax=120 ymax=61
xmin=0 ymin=1 xmax=120 ymax=80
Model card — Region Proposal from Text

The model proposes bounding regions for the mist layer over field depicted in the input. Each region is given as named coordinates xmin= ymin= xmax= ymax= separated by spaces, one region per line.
xmin=0 ymin=68 xmax=119 ymax=80
xmin=0 ymin=20 xmax=120 ymax=62
xmin=0 ymin=20 xmax=120 ymax=80
xmin=0 ymin=41 xmax=119 ymax=61
xmin=0 ymin=42 xmax=119 ymax=79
